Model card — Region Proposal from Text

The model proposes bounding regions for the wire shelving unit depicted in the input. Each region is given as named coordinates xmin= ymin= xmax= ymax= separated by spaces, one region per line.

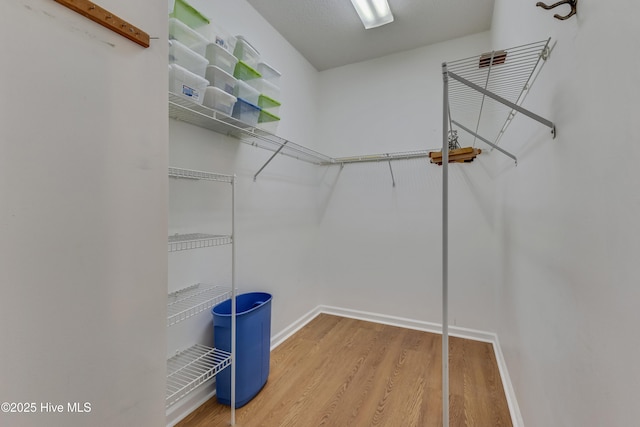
xmin=166 ymin=344 xmax=232 ymax=408
xmin=167 ymin=283 xmax=232 ymax=327
xmin=169 ymin=93 xmax=333 ymax=166
xmin=166 ymin=167 xmax=237 ymax=422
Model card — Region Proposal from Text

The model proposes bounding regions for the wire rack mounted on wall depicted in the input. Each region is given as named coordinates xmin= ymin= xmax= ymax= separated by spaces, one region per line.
xmin=166 ymin=344 xmax=232 ymax=408
xmin=167 ymin=283 xmax=232 ymax=327
xmin=168 ymin=233 xmax=232 ymax=252
xmin=444 ymin=38 xmax=555 ymax=164
xmin=169 ymin=93 xmax=436 ymax=185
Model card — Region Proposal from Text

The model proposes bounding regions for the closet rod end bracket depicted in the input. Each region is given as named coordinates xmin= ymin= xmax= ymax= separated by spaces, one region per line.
xmin=551 ymin=125 xmax=557 ymax=139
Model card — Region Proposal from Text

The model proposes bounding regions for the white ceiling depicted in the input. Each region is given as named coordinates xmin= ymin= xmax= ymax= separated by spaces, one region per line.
xmin=246 ymin=0 xmax=495 ymax=71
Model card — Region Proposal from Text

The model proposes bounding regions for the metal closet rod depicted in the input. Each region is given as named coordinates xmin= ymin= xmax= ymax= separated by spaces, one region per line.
xmin=253 ymin=149 xmax=435 ymax=182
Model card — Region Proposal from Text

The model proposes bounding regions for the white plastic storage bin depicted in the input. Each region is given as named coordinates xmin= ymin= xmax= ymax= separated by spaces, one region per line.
xmin=203 ymin=86 xmax=236 ymax=115
xmin=232 ymin=98 xmax=261 ymax=126
xmin=233 ymin=80 xmax=260 ymax=105
xmin=233 ymin=36 xmax=260 ymax=69
xmin=169 ymin=64 xmax=209 ymax=105
xmin=205 ymin=65 xmax=237 ymax=95
xmin=256 ymin=62 xmax=281 ymax=86
xmin=248 ymin=78 xmax=281 ymax=103
xmin=204 ymin=43 xmax=238 ymax=75
xmin=169 ymin=18 xmax=209 ymax=56
xmin=169 ymin=40 xmax=208 ymax=77
xmin=198 ymin=20 xmax=236 ymax=53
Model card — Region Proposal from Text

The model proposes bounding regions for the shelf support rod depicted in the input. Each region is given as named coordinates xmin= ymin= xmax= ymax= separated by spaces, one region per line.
xmin=441 ymin=62 xmax=450 ymax=427
xmin=451 ymin=120 xmax=518 ymax=165
xmin=230 ymin=176 xmax=236 ymax=425
xmin=447 ymin=71 xmax=555 ymax=130
xmin=388 ymin=160 xmax=396 ymax=187
xmin=253 ymin=141 xmax=288 ymax=181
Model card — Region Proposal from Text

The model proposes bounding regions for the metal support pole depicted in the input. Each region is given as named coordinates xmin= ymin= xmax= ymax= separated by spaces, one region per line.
xmin=388 ymin=160 xmax=396 ymax=187
xmin=448 ymin=71 xmax=555 ymax=130
xmin=230 ymin=175 xmax=236 ymax=425
xmin=253 ymin=141 xmax=288 ymax=181
xmin=441 ymin=63 xmax=449 ymax=427
xmin=451 ymin=120 xmax=518 ymax=164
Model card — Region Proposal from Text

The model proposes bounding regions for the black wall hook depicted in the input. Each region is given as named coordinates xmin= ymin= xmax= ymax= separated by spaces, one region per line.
xmin=536 ymin=0 xmax=577 ymax=20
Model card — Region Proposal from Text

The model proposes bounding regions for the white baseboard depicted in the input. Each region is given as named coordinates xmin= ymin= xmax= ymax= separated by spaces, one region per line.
xmin=317 ymin=305 xmax=497 ymax=343
xmin=491 ymin=334 xmax=524 ymax=427
xmin=270 ymin=305 xmax=323 ymax=350
xmin=165 ymin=381 xmax=216 ymax=427
xmin=283 ymin=305 xmax=524 ymax=427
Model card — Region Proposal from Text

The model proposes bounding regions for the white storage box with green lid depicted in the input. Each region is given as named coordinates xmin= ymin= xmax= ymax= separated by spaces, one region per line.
xmin=169 ymin=17 xmax=209 ymax=56
xmin=233 ymin=36 xmax=260 ymax=68
xmin=248 ymin=78 xmax=281 ymax=103
xmin=169 ymin=0 xmax=209 ymax=29
xmin=257 ymin=109 xmax=280 ymax=134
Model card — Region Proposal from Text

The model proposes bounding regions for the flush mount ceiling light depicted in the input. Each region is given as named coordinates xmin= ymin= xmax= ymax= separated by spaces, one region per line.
xmin=350 ymin=0 xmax=394 ymax=29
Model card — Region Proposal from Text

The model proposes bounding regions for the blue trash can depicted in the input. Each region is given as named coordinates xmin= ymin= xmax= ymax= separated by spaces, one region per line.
xmin=212 ymin=292 xmax=272 ymax=408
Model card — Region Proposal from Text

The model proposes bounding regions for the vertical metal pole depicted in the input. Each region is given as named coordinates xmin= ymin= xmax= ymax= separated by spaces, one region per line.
xmin=441 ymin=63 xmax=449 ymax=427
xmin=230 ymin=175 xmax=236 ymax=425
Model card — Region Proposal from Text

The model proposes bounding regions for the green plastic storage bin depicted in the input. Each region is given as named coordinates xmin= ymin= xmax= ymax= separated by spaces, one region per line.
xmin=169 ymin=0 xmax=210 ymax=29
xmin=258 ymin=109 xmax=280 ymax=124
xmin=233 ymin=60 xmax=261 ymax=81
xmin=257 ymin=94 xmax=281 ymax=110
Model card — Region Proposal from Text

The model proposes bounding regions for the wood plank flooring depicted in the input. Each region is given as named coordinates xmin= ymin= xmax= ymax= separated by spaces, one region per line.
xmin=176 ymin=314 xmax=512 ymax=427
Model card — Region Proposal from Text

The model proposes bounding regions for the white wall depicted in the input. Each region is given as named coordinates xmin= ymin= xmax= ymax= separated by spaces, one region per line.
xmin=490 ymin=0 xmax=640 ymax=425
xmin=0 ymin=1 xmax=168 ymax=426
xmin=315 ymin=33 xmax=501 ymax=332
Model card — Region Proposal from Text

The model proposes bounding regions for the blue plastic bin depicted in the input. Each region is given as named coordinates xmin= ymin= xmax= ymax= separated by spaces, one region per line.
xmin=212 ymin=292 xmax=272 ymax=408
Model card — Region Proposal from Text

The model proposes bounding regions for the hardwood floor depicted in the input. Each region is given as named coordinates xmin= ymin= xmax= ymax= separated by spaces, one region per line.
xmin=176 ymin=314 xmax=512 ymax=427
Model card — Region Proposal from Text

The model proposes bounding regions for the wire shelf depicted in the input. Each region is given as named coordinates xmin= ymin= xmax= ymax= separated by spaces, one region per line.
xmin=169 ymin=92 xmax=334 ymax=166
xmin=168 ymin=233 xmax=232 ymax=252
xmin=167 ymin=284 xmax=231 ymax=327
xmin=166 ymin=344 xmax=231 ymax=408
xmin=446 ymin=39 xmax=551 ymax=148
xmin=168 ymin=167 xmax=233 ymax=183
